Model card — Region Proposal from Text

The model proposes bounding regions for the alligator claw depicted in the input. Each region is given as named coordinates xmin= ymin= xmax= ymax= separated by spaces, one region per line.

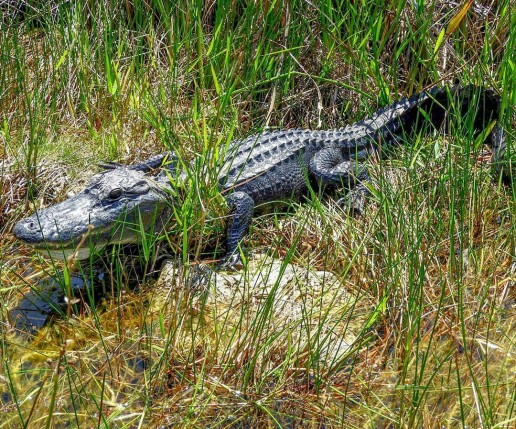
xmin=183 ymin=254 xmax=244 ymax=290
xmin=216 ymin=253 xmax=245 ymax=271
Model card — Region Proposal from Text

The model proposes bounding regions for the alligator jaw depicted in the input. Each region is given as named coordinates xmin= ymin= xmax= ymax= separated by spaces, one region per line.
xmin=30 ymin=234 xmax=141 ymax=260
xmin=33 ymin=244 xmax=99 ymax=261
xmin=28 ymin=227 xmax=122 ymax=261
xmin=14 ymin=203 xmax=169 ymax=261
xmin=16 ymin=220 xmax=134 ymax=261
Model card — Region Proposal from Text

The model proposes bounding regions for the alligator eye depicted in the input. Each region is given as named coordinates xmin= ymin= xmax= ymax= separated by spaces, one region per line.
xmin=107 ymin=188 xmax=123 ymax=200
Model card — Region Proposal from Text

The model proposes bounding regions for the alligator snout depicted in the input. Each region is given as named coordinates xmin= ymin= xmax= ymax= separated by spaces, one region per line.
xmin=13 ymin=216 xmax=46 ymax=244
xmin=13 ymin=210 xmax=100 ymax=261
xmin=13 ymin=208 xmax=92 ymax=246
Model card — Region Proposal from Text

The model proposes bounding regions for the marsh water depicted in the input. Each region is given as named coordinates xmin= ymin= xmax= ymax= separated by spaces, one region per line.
xmin=9 ymin=269 xmax=107 ymax=336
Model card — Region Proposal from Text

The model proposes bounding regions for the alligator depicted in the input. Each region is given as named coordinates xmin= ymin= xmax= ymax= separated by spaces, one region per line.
xmin=13 ymin=85 xmax=504 ymax=268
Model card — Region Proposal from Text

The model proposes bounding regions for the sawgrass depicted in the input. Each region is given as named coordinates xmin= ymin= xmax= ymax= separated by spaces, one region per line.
xmin=0 ymin=0 xmax=515 ymax=427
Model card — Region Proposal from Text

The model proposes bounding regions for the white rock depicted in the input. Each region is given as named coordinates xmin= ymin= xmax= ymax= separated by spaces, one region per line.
xmin=158 ymin=254 xmax=357 ymax=368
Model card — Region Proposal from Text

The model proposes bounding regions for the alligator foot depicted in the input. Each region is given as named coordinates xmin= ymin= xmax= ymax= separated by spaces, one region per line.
xmin=216 ymin=252 xmax=245 ymax=271
xmin=187 ymin=254 xmax=247 ymax=290
xmin=182 ymin=250 xmax=247 ymax=289
xmin=337 ymin=193 xmax=365 ymax=216
xmin=337 ymin=178 xmax=370 ymax=216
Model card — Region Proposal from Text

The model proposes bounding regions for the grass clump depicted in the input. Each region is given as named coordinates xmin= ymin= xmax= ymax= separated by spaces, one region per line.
xmin=0 ymin=1 xmax=515 ymax=428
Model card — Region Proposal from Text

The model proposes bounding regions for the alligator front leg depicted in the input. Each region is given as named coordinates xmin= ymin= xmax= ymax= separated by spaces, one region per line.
xmin=221 ymin=191 xmax=255 ymax=269
xmin=310 ymin=147 xmax=370 ymax=214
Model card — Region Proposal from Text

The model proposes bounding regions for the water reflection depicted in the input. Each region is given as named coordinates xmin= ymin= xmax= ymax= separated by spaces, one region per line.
xmin=9 ymin=270 xmax=105 ymax=336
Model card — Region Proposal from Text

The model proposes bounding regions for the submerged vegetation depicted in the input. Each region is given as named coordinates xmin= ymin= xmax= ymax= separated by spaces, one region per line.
xmin=0 ymin=0 xmax=515 ymax=427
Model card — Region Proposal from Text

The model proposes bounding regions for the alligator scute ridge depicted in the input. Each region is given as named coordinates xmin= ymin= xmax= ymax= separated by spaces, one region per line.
xmin=13 ymin=84 xmax=504 ymax=266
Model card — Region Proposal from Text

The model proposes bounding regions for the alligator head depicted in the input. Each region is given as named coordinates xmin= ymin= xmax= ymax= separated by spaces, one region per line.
xmin=13 ymin=154 xmax=175 ymax=261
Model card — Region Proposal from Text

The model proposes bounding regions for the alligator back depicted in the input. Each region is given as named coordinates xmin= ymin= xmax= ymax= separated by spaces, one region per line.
xmin=218 ymin=85 xmax=460 ymax=195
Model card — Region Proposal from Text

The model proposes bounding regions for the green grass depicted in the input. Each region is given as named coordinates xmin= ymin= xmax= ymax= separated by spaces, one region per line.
xmin=1 ymin=0 xmax=515 ymax=427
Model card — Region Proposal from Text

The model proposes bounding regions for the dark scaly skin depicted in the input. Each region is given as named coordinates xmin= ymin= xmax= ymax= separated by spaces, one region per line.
xmin=13 ymin=85 xmax=503 ymax=267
